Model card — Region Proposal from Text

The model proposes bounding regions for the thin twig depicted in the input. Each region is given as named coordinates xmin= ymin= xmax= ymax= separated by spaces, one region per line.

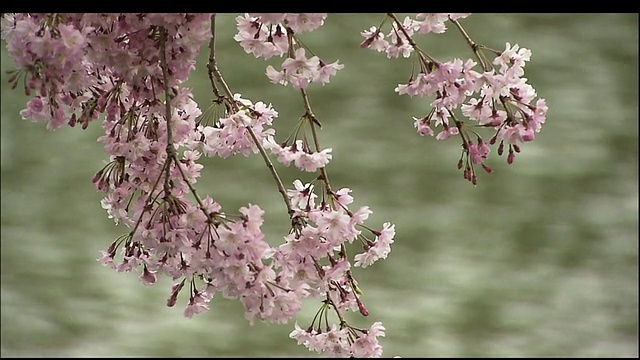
xmin=387 ymin=13 xmax=438 ymax=65
xmin=159 ymin=26 xmax=215 ymax=219
xmin=449 ymin=18 xmax=491 ymax=72
xmin=207 ymin=14 xmax=295 ymax=218
xmin=159 ymin=27 xmax=175 ymax=194
xmin=299 ymin=88 xmax=334 ymax=191
xmin=206 ymin=15 xmax=222 ymax=100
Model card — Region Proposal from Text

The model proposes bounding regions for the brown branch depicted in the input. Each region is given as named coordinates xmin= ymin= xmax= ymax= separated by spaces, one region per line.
xmin=206 ymin=14 xmax=295 ymax=218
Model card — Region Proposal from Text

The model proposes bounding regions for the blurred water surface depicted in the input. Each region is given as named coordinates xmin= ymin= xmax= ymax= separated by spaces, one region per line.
xmin=1 ymin=13 xmax=638 ymax=357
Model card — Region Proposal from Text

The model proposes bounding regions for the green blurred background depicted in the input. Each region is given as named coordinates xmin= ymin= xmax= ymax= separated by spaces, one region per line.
xmin=1 ymin=13 xmax=637 ymax=357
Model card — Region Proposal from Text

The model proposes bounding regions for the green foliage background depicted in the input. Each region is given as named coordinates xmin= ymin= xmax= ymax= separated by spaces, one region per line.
xmin=1 ymin=13 xmax=638 ymax=357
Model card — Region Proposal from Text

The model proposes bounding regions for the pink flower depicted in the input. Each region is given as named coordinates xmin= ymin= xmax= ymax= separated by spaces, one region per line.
xmin=184 ymin=291 xmax=210 ymax=318
xmin=318 ymin=324 xmax=351 ymax=357
xmin=414 ymin=13 xmax=450 ymax=34
xmin=447 ymin=13 xmax=472 ymax=21
xmin=264 ymin=136 xmax=298 ymax=166
xmin=289 ymin=74 xmax=312 ymax=89
xmin=293 ymin=145 xmax=333 ymax=172
xmin=20 ymin=97 xmax=49 ymax=122
xmin=234 ymin=14 xmax=288 ymax=59
xmin=350 ymin=322 xmax=386 ymax=357
xmin=482 ymin=109 xmax=507 ymax=127
xmin=139 ymin=264 xmax=157 ymax=285
xmin=289 ymin=322 xmax=317 ymax=347
xmin=249 ymin=13 xmax=285 ymax=25
xmin=350 ymin=206 xmax=373 ymax=228
xmin=353 ymin=250 xmax=378 ymax=268
xmin=480 ymin=71 xmax=509 ymax=100
xmin=322 ymin=257 xmax=351 ymax=284
xmin=385 ymin=42 xmax=413 ymax=59
xmin=468 ymin=139 xmax=491 ymax=164
xmin=201 ymin=195 xmax=222 ymax=215
xmin=494 ymin=42 xmax=532 ymax=78
xmin=180 ymin=150 xmax=204 ymax=183
xmin=432 ymin=107 xmax=451 ymax=127
xmin=313 ymin=60 xmax=345 ymax=85
xmin=239 ymin=203 xmax=265 ymax=234
xmin=360 ymin=26 xmax=389 ymax=52
xmin=291 ymin=322 xmax=352 ymax=357
xmin=282 ymin=48 xmax=320 ymax=80
xmin=435 ymin=126 xmax=459 ymax=140
xmin=97 ymin=250 xmax=117 ymax=269
xmin=283 ymin=13 xmax=327 ymax=33
xmin=287 ymin=179 xmax=317 ymax=210
xmin=354 ymin=222 xmax=395 ymax=268
xmin=266 ymin=65 xmax=288 ymax=86
xmin=247 ymin=286 xmax=304 ymax=324
xmin=333 ymin=187 xmax=354 ymax=207
xmin=528 ymin=98 xmax=548 ymax=132
xmin=313 ymin=209 xmax=352 ymax=244
xmin=498 ymin=123 xmax=535 ymax=144
xmin=461 ymin=98 xmax=492 ymax=122
xmin=251 ymin=101 xmax=279 ymax=125
xmin=508 ymin=77 xmax=537 ymax=104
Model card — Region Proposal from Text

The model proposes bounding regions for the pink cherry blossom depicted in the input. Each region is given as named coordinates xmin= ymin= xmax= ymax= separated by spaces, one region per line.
xmin=184 ymin=291 xmax=210 ymax=318
xmin=360 ymin=26 xmax=389 ymax=52
xmin=435 ymin=126 xmax=460 ymax=141
xmin=354 ymin=222 xmax=395 ymax=268
xmin=283 ymin=48 xmax=320 ymax=78
xmin=414 ymin=116 xmax=434 ymax=136
xmin=414 ymin=13 xmax=450 ymax=34
xmin=2 ymin=12 xmax=547 ymax=358
xmin=283 ymin=13 xmax=327 ymax=34
xmin=287 ymin=180 xmax=318 ymax=210
xmin=350 ymin=322 xmax=386 ymax=357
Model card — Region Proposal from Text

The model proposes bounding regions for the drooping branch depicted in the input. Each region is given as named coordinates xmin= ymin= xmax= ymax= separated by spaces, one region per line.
xmin=206 ymin=14 xmax=295 ymax=218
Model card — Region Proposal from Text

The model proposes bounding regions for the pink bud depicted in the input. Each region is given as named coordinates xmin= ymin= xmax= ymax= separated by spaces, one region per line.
xmin=357 ymin=299 xmax=369 ymax=317
xmin=140 ymin=265 xmax=157 ymax=285
xmin=27 ymin=97 xmax=44 ymax=113
xmin=360 ymin=37 xmax=374 ymax=48
xmin=489 ymin=119 xmax=503 ymax=127
xmin=166 ymin=294 xmax=178 ymax=307
xmin=92 ymin=170 xmax=103 ymax=184
xmin=68 ymin=113 xmax=77 ymax=127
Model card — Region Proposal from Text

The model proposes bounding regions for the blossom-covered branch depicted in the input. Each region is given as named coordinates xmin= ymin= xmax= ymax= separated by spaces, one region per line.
xmin=361 ymin=13 xmax=548 ymax=185
xmin=1 ymin=12 xmax=548 ymax=358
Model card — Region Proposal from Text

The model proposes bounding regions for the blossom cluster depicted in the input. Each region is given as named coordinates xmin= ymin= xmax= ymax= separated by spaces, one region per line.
xmin=360 ymin=13 xmax=471 ymax=59
xmin=3 ymin=13 xmax=211 ymax=130
xmin=277 ymin=180 xmax=395 ymax=297
xmin=2 ymin=12 xmax=547 ymax=358
xmin=234 ymin=13 xmax=327 ymax=59
xmin=290 ymin=321 xmax=386 ymax=357
xmin=195 ymin=94 xmax=277 ymax=158
xmin=2 ymin=12 xmax=395 ymax=357
xmin=361 ymin=13 xmax=548 ymax=184
xmin=235 ymin=13 xmax=344 ymax=89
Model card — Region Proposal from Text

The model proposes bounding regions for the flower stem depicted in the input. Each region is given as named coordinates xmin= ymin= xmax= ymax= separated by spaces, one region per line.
xmin=449 ymin=18 xmax=491 ymax=72
xmin=207 ymin=14 xmax=294 ymax=218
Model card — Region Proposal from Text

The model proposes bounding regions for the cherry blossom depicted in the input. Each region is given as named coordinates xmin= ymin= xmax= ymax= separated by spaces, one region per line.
xmin=2 ymin=12 xmax=547 ymax=358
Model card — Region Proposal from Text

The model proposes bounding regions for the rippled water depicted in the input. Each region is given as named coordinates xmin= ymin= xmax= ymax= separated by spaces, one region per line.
xmin=1 ymin=13 xmax=637 ymax=357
